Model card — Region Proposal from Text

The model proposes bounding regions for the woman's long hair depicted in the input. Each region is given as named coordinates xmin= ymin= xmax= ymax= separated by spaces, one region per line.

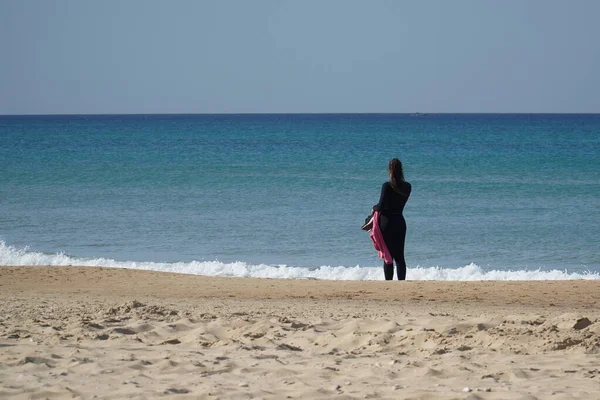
xmin=388 ymin=158 xmax=405 ymax=191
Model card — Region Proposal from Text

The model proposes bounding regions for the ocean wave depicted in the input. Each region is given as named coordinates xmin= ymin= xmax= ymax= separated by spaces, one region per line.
xmin=1 ymin=241 xmax=598 ymax=281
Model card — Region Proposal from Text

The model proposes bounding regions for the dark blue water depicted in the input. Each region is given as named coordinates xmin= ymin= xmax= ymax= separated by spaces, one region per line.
xmin=1 ymin=114 xmax=599 ymax=280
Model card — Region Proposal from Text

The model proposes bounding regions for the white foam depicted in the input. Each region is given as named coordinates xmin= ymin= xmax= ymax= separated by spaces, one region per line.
xmin=1 ymin=241 xmax=598 ymax=281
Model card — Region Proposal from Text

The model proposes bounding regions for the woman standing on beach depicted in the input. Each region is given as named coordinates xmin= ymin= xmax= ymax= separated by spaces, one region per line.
xmin=372 ymin=158 xmax=411 ymax=280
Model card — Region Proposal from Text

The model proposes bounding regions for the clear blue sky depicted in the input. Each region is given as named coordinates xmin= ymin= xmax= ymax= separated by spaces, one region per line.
xmin=1 ymin=0 xmax=599 ymax=114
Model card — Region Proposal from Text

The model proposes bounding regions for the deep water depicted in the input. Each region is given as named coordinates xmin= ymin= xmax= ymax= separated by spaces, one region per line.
xmin=1 ymin=114 xmax=599 ymax=279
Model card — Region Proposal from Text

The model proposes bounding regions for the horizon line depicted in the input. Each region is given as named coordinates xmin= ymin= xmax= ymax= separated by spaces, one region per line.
xmin=1 ymin=112 xmax=599 ymax=117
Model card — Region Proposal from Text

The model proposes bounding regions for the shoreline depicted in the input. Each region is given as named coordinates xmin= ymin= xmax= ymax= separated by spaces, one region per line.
xmin=2 ymin=265 xmax=600 ymax=311
xmin=2 ymin=266 xmax=600 ymax=399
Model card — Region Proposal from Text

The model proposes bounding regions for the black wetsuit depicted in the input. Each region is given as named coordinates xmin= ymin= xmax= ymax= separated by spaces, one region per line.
xmin=373 ymin=181 xmax=411 ymax=280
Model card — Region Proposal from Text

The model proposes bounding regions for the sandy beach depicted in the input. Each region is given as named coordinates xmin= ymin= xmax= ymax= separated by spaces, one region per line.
xmin=1 ymin=266 xmax=600 ymax=399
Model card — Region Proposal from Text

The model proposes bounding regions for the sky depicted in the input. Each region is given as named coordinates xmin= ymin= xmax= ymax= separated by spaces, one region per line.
xmin=1 ymin=0 xmax=599 ymax=114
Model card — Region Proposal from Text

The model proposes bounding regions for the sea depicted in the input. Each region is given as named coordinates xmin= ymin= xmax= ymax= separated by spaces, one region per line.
xmin=1 ymin=114 xmax=599 ymax=280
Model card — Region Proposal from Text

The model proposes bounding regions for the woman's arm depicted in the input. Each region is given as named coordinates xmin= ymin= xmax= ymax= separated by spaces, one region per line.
xmin=372 ymin=182 xmax=389 ymax=211
xmin=397 ymin=182 xmax=412 ymax=199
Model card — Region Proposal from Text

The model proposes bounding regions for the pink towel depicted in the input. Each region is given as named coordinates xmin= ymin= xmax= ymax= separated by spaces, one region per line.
xmin=369 ymin=211 xmax=393 ymax=264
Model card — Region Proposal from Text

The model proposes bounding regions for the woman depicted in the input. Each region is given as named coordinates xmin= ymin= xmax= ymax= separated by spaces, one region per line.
xmin=372 ymin=158 xmax=412 ymax=280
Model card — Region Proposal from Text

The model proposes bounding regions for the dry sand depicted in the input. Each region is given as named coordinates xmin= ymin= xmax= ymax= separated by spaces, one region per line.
xmin=1 ymin=265 xmax=600 ymax=399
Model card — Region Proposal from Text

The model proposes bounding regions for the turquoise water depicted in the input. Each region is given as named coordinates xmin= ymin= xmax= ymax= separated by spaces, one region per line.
xmin=1 ymin=114 xmax=599 ymax=279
